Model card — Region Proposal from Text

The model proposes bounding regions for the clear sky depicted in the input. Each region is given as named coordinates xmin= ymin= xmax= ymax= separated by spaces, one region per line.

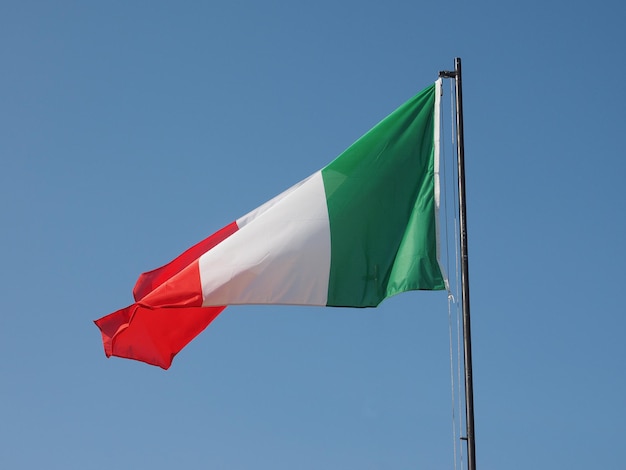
xmin=2 ymin=1 xmax=625 ymax=469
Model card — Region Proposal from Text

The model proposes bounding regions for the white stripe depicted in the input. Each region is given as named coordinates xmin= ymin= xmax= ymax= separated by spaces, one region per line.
xmin=199 ymin=171 xmax=331 ymax=306
xmin=434 ymin=78 xmax=448 ymax=287
xmin=236 ymin=173 xmax=315 ymax=229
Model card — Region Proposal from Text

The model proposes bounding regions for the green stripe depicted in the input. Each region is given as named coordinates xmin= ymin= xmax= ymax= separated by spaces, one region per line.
xmin=321 ymin=84 xmax=445 ymax=307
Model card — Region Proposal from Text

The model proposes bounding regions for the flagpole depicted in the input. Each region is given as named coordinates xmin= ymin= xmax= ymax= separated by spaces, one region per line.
xmin=439 ymin=57 xmax=476 ymax=470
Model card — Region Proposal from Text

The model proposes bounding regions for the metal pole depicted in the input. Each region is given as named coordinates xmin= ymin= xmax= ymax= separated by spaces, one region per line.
xmin=439 ymin=57 xmax=476 ymax=470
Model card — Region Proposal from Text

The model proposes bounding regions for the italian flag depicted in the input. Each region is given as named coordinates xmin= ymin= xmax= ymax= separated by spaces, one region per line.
xmin=95 ymin=80 xmax=446 ymax=369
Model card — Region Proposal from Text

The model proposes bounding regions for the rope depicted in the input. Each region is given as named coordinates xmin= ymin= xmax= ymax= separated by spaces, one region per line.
xmin=443 ymin=78 xmax=465 ymax=470
xmin=440 ymin=85 xmax=459 ymax=470
xmin=451 ymin=78 xmax=465 ymax=470
xmin=447 ymin=294 xmax=459 ymax=469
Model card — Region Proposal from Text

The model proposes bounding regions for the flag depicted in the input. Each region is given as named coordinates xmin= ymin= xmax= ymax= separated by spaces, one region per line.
xmin=95 ymin=80 xmax=446 ymax=369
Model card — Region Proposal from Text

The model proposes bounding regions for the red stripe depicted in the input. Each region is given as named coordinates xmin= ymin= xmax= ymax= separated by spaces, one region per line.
xmin=95 ymin=304 xmax=225 ymax=369
xmin=95 ymin=221 xmax=238 ymax=369
xmin=133 ymin=221 xmax=239 ymax=301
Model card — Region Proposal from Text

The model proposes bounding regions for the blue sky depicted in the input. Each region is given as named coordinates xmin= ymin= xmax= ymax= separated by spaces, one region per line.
xmin=2 ymin=1 xmax=625 ymax=469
